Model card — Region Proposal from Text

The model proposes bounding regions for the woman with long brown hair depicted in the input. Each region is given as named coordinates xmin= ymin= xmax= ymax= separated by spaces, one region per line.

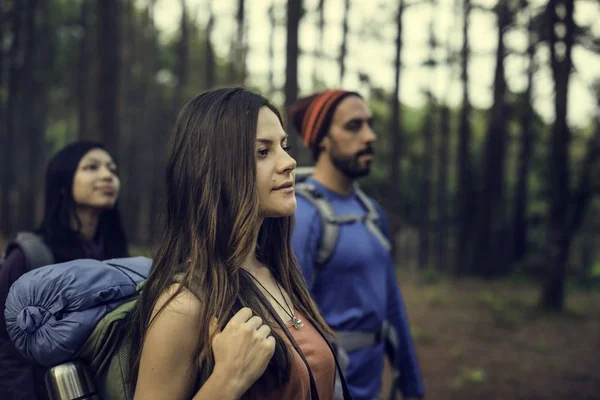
xmin=128 ymin=88 xmax=346 ymax=400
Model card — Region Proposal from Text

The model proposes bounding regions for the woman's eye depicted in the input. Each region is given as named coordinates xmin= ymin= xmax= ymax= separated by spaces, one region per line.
xmin=257 ymin=149 xmax=268 ymax=158
xmin=84 ymin=164 xmax=99 ymax=171
xmin=283 ymin=145 xmax=292 ymax=153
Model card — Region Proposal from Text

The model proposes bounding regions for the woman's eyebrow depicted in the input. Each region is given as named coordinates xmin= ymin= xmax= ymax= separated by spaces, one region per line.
xmin=256 ymin=138 xmax=273 ymax=145
xmin=256 ymin=134 xmax=288 ymax=145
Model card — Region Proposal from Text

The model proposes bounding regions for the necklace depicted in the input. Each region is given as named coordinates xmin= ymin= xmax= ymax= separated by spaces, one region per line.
xmin=248 ymin=273 xmax=304 ymax=329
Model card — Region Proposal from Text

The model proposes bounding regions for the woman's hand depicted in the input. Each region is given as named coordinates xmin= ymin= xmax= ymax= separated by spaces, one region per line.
xmin=209 ymin=307 xmax=276 ymax=397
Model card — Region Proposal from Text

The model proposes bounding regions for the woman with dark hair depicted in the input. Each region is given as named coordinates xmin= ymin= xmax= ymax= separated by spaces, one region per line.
xmin=38 ymin=141 xmax=128 ymax=262
xmin=129 ymin=88 xmax=341 ymax=400
xmin=0 ymin=141 xmax=128 ymax=400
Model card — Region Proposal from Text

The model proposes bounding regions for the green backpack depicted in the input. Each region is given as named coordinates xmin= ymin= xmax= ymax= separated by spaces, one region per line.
xmin=76 ymin=283 xmax=142 ymax=399
xmin=76 ymin=274 xmax=192 ymax=400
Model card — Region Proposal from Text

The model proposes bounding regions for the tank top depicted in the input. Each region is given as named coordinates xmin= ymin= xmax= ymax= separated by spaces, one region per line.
xmin=177 ymin=270 xmax=336 ymax=399
xmin=228 ymin=311 xmax=335 ymax=400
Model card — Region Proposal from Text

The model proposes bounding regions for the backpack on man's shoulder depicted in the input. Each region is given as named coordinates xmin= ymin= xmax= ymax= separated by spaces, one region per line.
xmin=1 ymin=232 xmax=54 ymax=271
xmin=294 ymin=167 xmax=391 ymax=269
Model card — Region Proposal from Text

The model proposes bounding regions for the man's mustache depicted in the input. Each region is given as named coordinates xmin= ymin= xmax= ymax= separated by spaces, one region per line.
xmin=355 ymin=148 xmax=375 ymax=158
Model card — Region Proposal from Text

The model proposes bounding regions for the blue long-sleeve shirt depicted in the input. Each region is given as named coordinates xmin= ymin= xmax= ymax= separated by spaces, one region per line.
xmin=292 ymin=179 xmax=424 ymax=399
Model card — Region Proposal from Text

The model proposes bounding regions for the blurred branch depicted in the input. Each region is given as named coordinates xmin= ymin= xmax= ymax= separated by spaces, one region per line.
xmin=404 ymin=0 xmax=428 ymax=9
xmin=576 ymin=35 xmax=600 ymax=54
xmin=471 ymin=4 xmax=494 ymax=13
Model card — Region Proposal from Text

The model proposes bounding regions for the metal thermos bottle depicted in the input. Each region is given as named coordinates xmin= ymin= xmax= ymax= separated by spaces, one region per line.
xmin=44 ymin=360 xmax=101 ymax=400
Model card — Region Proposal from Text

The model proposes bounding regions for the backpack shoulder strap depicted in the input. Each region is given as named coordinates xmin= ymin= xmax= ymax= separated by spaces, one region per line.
xmin=5 ymin=232 xmax=55 ymax=271
xmin=295 ymin=182 xmax=340 ymax=267
xmin=353 ymin=185 xmax=392 ymax=251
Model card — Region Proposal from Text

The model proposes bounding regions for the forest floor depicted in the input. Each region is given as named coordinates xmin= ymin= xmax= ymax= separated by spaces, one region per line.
xmin=385 ymin=270 xmax=600 ymax=399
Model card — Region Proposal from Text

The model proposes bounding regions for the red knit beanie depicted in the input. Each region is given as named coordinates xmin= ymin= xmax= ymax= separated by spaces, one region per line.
xmin=288 ymin=89 xmax=361 ymax=158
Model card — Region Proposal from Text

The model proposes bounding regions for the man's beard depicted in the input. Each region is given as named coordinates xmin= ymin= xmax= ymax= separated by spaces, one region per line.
xmin=330 ymin=140 xmax=374 ymax=179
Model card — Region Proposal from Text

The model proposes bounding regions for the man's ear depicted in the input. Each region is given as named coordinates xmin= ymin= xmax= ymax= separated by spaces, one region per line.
xmin=319 ymin=135 xmax=331 ymax=152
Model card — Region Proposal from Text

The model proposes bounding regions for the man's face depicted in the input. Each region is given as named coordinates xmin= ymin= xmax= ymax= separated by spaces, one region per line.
xmin=322 ymin=96 xmax=376 ymax=179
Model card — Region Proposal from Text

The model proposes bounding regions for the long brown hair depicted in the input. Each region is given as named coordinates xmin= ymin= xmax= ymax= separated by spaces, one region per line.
xmin=128 ymin=88 xmax=332 ymax=391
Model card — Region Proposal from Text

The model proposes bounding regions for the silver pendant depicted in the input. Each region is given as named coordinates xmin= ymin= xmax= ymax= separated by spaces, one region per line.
xmin=291 ymin=316 xmax=304 ymax=329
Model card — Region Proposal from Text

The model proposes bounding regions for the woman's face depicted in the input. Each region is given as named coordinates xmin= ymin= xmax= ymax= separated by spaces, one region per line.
xmin=255 ymin=107 xmax=297 ymax=218
xmin=72 ymin=149 xmax=120 ymax=210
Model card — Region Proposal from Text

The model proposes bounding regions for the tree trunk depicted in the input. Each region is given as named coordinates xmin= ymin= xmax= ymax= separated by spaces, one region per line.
xmin=0 ymin=3 xmax=7 ymax=235
xmin=419 ymin=94 xmax=434 ymax=270
xmin=144 ymin=2 xmax=164 ymax=246
xmin=472 ymin=2 xmax=510 ymax=278
xmin=436 ymin=105 xmax=450 ymax=270
xmin=455 ymin=0 xmax=474 ymax=275
xmin=339 ymin=0 xmax=350 ymax=84
xmin=77 ymin=0 xmax=92 ymax=140
xmin=267 ymin=4 xmax=276 ymax=96
xmin=285 ymin=0 xmax=302 ymax=160
xmin=96 ymin=0 xmax=120 ymax=154
xmin=174 ymin=0 xmax=189 ymax=111
xmin=511 ymin=11 xmax=536 ymax=266
xmin=419 ymin=13 xmax=438 ymax=271
xmin=16 ymin=0 xmax=38 ymax=230
xmin=229 ymin=0 xmax=246 ymax=85
xmin=388 ymin=0 xmax=405 ymax=259
xmin=541 ymin=0 xmax=575 ymax=311
xmin=2 ymin=0 xmax=23 ymax=235
xmin=28 ymin=0 xmax=51 ymax=227
xmin=312 ymin=0 xmax=326 ymax=86
xmin=205 ymin=1 xmax=216 ymax=89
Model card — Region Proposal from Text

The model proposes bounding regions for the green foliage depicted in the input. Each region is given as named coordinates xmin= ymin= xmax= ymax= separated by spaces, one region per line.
xmin=410 ymin=326 xmax=435 ymax=345
xmin=452 ymin=368 xmax=486 ymax=389
xmin=427 ymin=288 xmax=445 ymax=307
xmin=478 ymin=291 xmax=526 ymax=328
xmin=418 ymin=267 xmax=442 ymax=285
xmin=464 ymin=368 xmax=486 ymax=383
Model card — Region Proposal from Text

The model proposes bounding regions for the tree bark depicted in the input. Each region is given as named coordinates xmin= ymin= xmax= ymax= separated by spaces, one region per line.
xmin=512 ymin=10 xmax=536 ymax=266
xmin=339 ymin=0 xmax=350 ymax=84
xmin=285 ymin=0 xmax=302 ymax=160
xmin=388 ymin=0 xmax=405 ymax=258
xmin=312 ymin=0 xmax=326 ymax=86
xmin=2 ymin=0 xmax=23 ymax=235
xmin=436 ymin=105 xmax=450 ymax=270
xmin=205 ymin=1 xmax=216 ymax=89
xmin=174 ymin=0 xmax=189 ymax=111
xmin=17 ymin=0 xmax=38 ymax=230
xmin=472 ymin=1 xmax=510 ymax=278
xmin=27 ymin=0 xmax=50 ymax=227
xmin=229 ymin=0 xmax=246 ymax=84
xmin=455 ymin=0 xmax=474 ymax=275
xmin=541 ymin=0 xmax=575 ymax=311
xmin=419 ymin=15 xmax=437 ymax=271
xmin=77 ymin=0 xmax=92 ymax=140
xmin=96 ymin=0 xmax=120 ymax=154
xmin=0 ymin=3 xmax=7 ymax=235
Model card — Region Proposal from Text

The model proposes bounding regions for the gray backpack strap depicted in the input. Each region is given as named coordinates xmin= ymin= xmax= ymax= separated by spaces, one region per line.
xmin=7 ymin=232 xmax=54 ymax=271
xmin=353 ymin=184 xmax=392 ymax=252
xmin=381 ymin=320 xmax=401 ymax=400
xmin=296 ymin=182 xmax=340 ymax=267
